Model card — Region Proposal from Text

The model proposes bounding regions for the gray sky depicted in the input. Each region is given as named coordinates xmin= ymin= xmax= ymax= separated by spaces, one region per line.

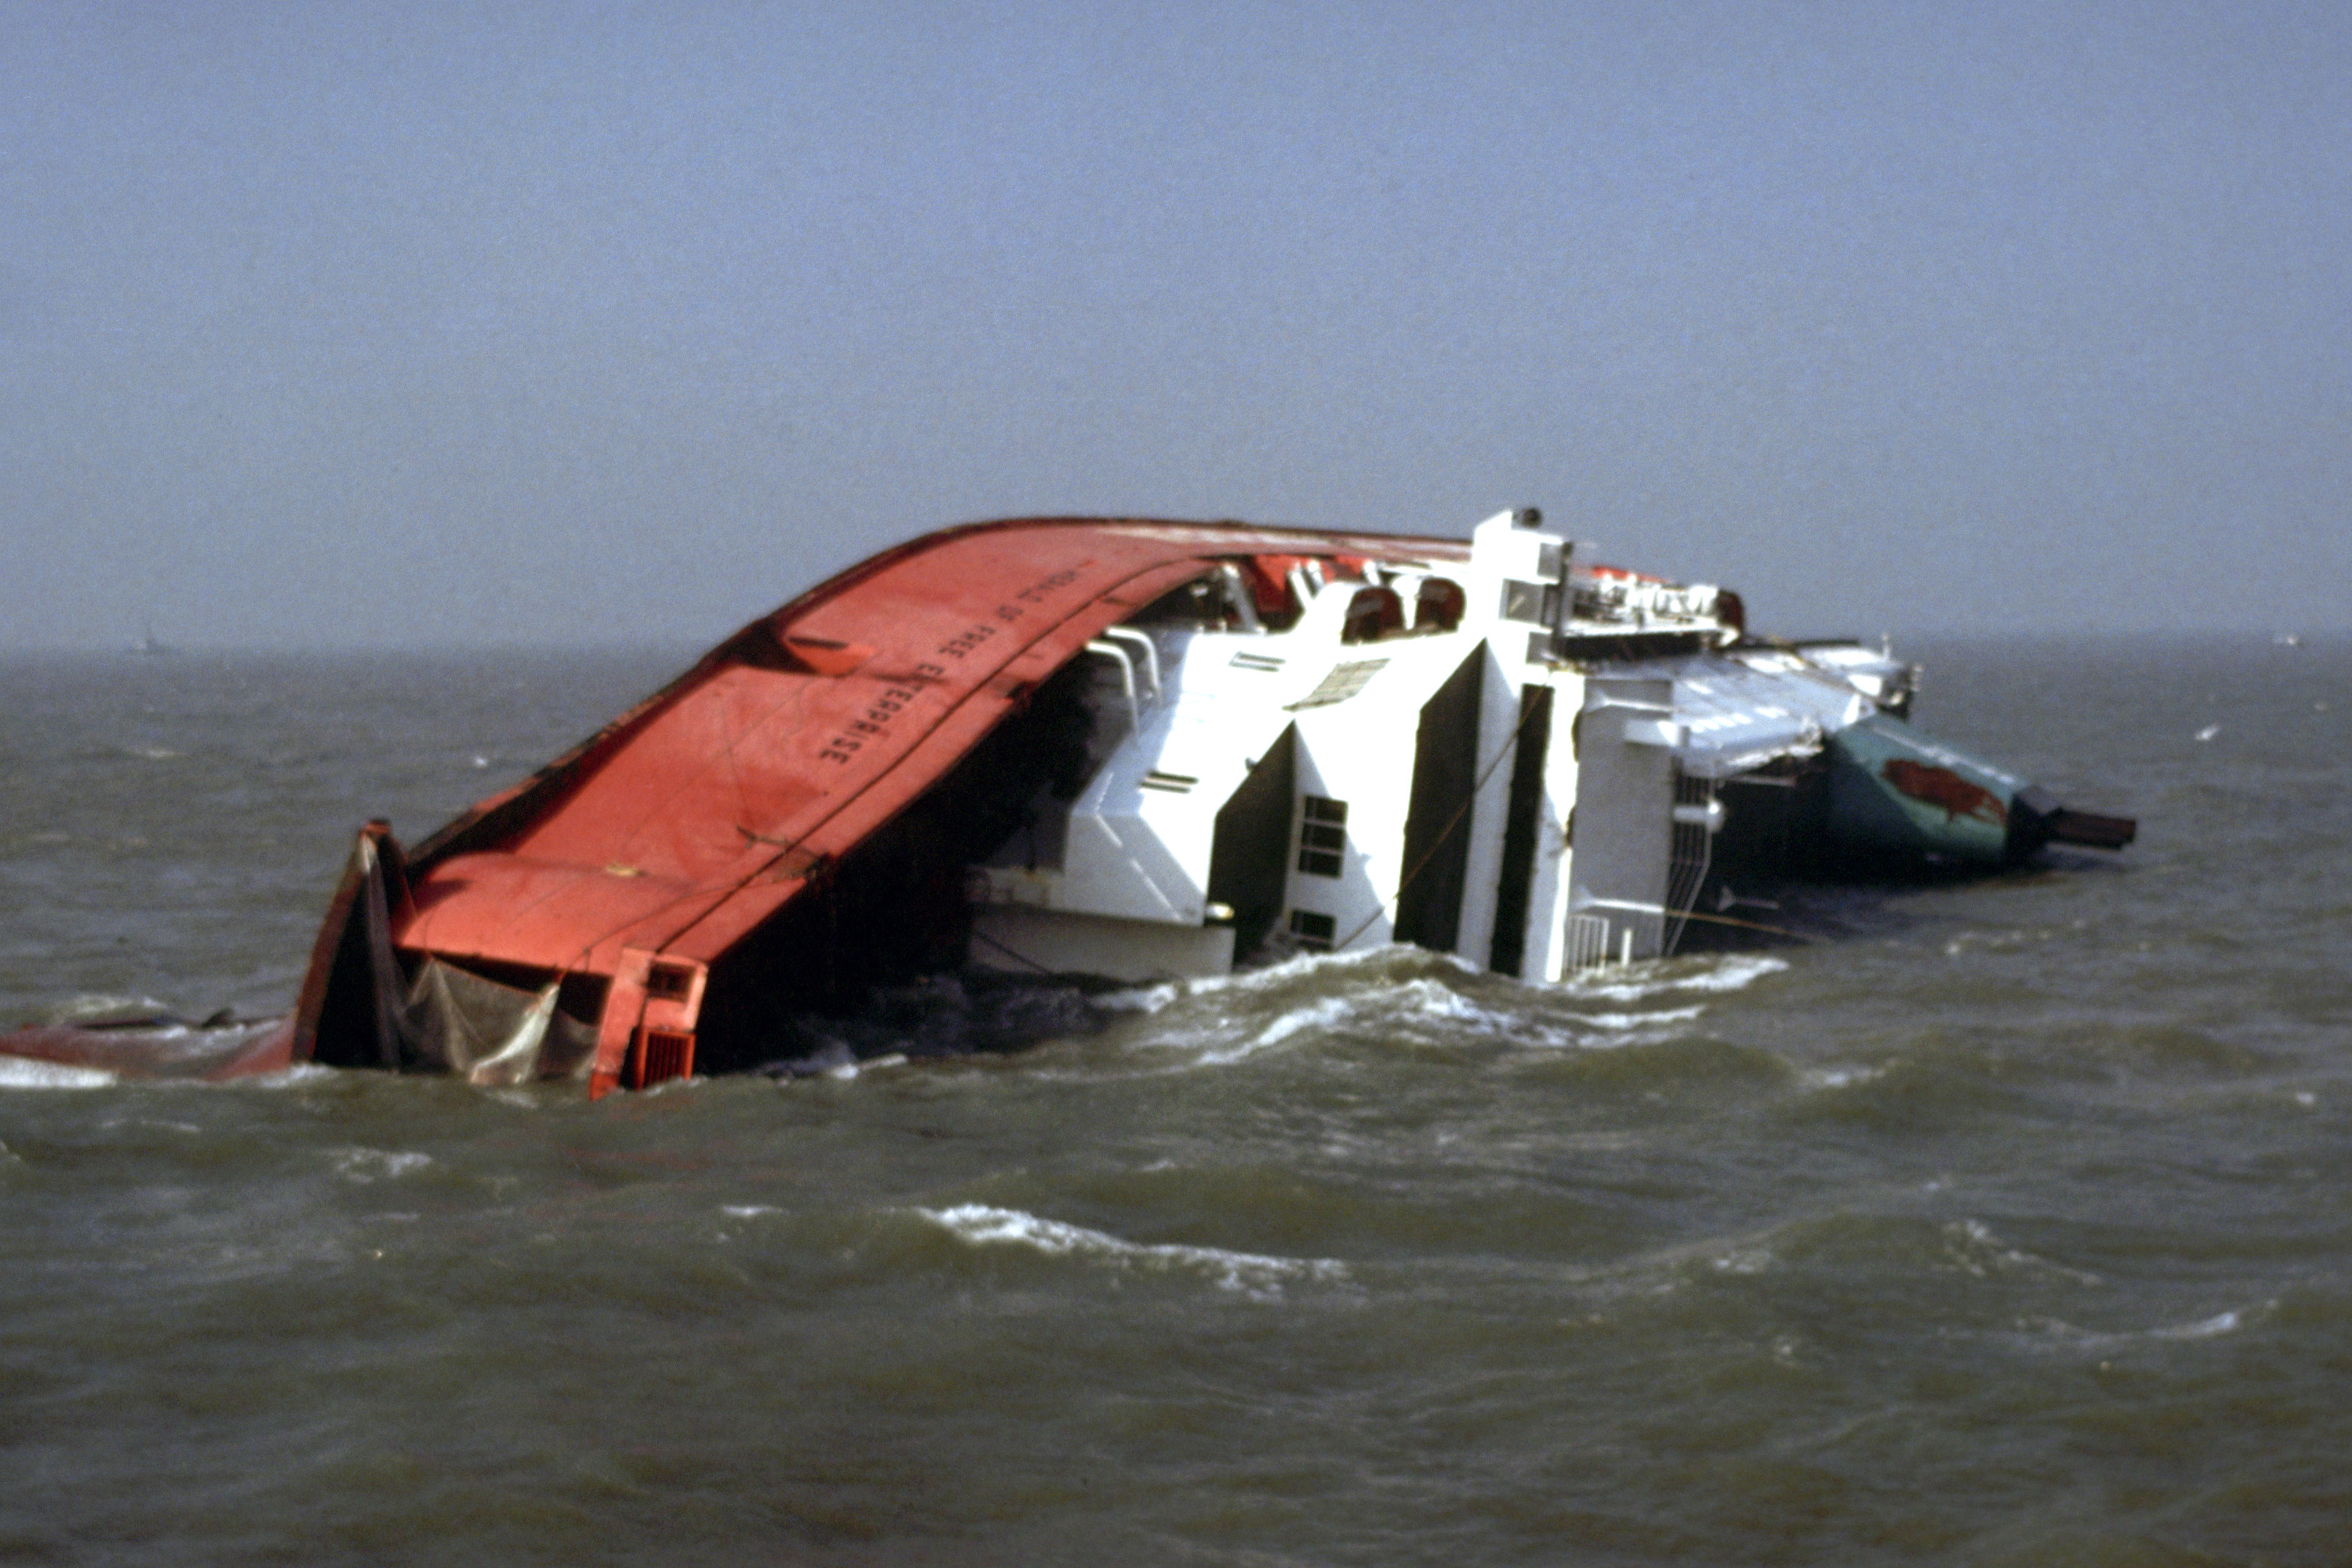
xmin=4 ymin=1 xmax=2345 ymax=648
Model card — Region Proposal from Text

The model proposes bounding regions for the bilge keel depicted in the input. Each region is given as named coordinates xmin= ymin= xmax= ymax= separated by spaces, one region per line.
xmin=4 ymin=511 xmax=2132 ymax=1092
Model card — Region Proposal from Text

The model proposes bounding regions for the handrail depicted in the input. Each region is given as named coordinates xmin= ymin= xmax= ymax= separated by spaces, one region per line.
xmin=1084 ymin=640 xmax=1141 ymax=731
xmin=1098 ymin=627 xmax=1161 ymax=701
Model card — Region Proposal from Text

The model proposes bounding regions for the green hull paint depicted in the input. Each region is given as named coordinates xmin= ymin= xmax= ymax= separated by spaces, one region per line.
xmin=1823 ymin=714 xmax=2025 ymax=865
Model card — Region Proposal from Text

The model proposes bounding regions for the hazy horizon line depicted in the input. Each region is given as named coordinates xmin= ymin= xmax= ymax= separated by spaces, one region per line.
xmin=5 ymin=625 xmax=2342 ymax=659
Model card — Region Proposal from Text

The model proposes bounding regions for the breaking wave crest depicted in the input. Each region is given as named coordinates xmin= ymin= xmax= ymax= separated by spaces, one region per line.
xmin=2020 ymin=1302 xmax=2271 ymax=1352
xmin=329 ymin=1148 xmax=433 ymax=1183
xmin=1562 ymin=952 xmax=1789 ymax=1003
xmin=752 ymin=944 xmax=1784 ymax=1079
xmin=1100 ymin=945 xmax=1786 ymax=1069
xmin=917 ymin=1203 xmax=1349 ymax=1299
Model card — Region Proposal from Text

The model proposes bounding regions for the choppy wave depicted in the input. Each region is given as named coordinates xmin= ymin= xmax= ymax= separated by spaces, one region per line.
xmin=1936 ymin=1217 xmax=2104 ymax=1283
xmin=1194 ymin=994 xmax=1355 ymax=1066
xmin=1085 ymin=946 xmax=1789 ymax=1072
xmin=6 ymin=640 xmax=2349 ymax=1563
xmin=917 ymin=1202 xmax=1349 ymax=1300
xmin=1563 ymin=952 xmax=1789 ymax=1002
xmin=2020 ymin=1301 xmax=2271 ymax=1352
xmin=329 ymin=1148 xmax=433 ymax=1183
xmin=2152 ymin=1308 xmax=2254 ymax=1341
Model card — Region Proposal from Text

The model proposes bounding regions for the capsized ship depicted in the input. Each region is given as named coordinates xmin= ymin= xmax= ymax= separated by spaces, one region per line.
xmin=1 ymin=511 xmax=2131 ymax=1093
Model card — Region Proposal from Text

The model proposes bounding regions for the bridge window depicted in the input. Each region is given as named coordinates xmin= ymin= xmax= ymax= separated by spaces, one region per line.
xmin=1342 ymin=587 xmax=1405 ymax=644
xmin=1297 ymin=796 xmax=1348 ymax=876
xmin=1288 ymin=909 xmax=1336 ymax=951
xmin=1415 ymin=577 xmax=1466 ymax=632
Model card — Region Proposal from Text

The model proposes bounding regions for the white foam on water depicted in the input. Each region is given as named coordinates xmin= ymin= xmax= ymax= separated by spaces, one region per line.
xmin=1503 ymin=1018 xmax=1702 ymax=1053
xmin=1577 ymin=1228 xmax=1784 ymax=1295
xmin=330 ymin=1148 xmax=433 ymax=1183
xmin=1568 ymin=1024 xmax=1708 ymax=1051
xmin=1801 ymin=1063 xmax=1887 ymax=1090
xmin=2152 ymin=1308 xmax=2247 ymax=1341
xmin=0 ymin=1058 xmax=117 ymax=1090
xmin=1119 ymin=948 xmax=1734 ymax=1070
xmin=1583 ymin=1005 xmax=1708 ymax=1032
xmin=1167 ymin=942 xmax=1462 ymax=1005
xmin=1196 ymin=994 xmax=1355 ymax=1066
xmin=1943 ymin=1219 xmax=2103 ymax=1284
xmin=1387 ymin=976 xmax=1519 ymax=1031
xmin=1094 ymin=947 xmax=1524 ymax=1071
xmin=1709 ymin=1246 xmax=1776 ymax=1275
xmin=1500 ymin=1002 xmax=1714 ymax=1053
xmin=1567 ymin=953 xmax=1787 ymax=1003
xmin=1945 ymin=927 xmax=2051 ymax=958
xmin=2027 ymin=1299 xmax=2268 ymax=1354
xmin=245 ymin=1063 xmax=342 ymax=1090
xmin=1676 ymin=954 xmax=1792 ymax=992
xmin=1096 ymin=981 xmax=1181 ymax=1015
xmin=720 ymin=1204 xmax=780 ymax=1218
xmin=1151 ymin=973 xmax=1530 ymax=1067
xmin=1942 ymin=1217 xmax=2021 ymax=1277
xmin=918 ymin=1202 xmax=1348 ymax=1300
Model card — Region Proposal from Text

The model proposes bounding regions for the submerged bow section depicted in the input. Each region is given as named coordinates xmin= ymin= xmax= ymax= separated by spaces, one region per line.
xmin=3 ymin=510 xmax=2134 ymax=1093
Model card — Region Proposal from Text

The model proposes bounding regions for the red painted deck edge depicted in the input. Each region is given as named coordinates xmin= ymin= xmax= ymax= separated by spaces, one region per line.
xmin=386 ymin=518 xmax=1464 ymax=979
xmin=271 ymin=517 xmax=1466 ymax=1085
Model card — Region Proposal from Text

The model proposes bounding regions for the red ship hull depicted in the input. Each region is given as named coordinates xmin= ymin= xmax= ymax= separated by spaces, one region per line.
xmin=298 ymin=517 xmax=1464 ymax=1095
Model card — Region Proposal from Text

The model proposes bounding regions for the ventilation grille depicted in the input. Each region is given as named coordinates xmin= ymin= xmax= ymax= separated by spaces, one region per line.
xmin=1287 ymin=659 xmax=1388 ymax=711
xmin=629 ymin=1027 xmax=696 ymax=1090
xmin=1139 ymin=769 xmax=1199 ymax=794
xmin=1230 ymin=650 xmax=1286 ymax=673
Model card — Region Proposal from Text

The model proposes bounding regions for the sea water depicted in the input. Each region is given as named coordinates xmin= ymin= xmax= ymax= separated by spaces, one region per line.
xmin=1 ymin=634 xmax=2346 ymax=1565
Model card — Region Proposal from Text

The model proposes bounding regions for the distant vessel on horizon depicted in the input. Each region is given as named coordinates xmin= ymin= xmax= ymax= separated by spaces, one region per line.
xmin=128 ymin=619 xmax=175 ymax=657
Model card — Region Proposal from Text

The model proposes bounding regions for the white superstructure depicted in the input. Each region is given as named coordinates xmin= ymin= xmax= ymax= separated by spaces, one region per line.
xmin=964 ymin=509 xmax=1911 ymax=984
